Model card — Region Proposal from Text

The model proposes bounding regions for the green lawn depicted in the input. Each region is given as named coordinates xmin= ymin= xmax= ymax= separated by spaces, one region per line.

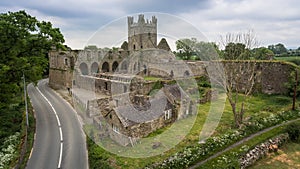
xmin=215 ymin=94 xmax=292 ymax=135
xmin=275 ymin=56 xmax=300 ymax=61
xmin=275 ymin=56 xmax=300 ymax=65
xmin=87 ymin=93 xmax=296 ymax=169
xmin=143 ymin=76 xmax=163 ymax=81
xmin=249 ymin=142 xmax=300 ymax=169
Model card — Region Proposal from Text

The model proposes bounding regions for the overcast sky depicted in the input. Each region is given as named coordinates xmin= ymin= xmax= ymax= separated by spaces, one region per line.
xmin=1 ymin=0 xmax=299 ymax=50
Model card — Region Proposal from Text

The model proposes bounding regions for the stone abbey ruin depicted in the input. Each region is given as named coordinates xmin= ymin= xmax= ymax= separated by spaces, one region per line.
xmin=48 ymin=14 xmax=296 ymax=146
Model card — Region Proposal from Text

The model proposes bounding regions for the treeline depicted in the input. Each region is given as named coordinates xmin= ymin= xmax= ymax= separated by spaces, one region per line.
xmin=174 ymin=38 xmax=299 ymax=60
xmin=268 ymin=43 xmax=300 ymax=57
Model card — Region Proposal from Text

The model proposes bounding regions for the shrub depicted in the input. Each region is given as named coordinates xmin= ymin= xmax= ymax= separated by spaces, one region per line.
xmin=87 ymin=137 xmax=113 ymax=169
xmin=285 ymin=121 xmax=300 ymax=142
xmin=0 ymin=132 xmax=20 ymax=169
xmin=196 ymin=76 xmax=211 ymax=88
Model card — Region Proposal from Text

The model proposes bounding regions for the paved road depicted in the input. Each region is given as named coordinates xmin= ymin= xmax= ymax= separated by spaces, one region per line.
xmin=27 ymin=79 xmax=88 ymax=169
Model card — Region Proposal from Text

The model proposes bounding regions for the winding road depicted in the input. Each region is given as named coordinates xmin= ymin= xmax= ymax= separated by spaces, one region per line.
xmin=26 ymin=79 xmax=88 ymax=169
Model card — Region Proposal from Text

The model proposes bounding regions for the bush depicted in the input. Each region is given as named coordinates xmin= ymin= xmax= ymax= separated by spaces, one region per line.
xmin=285 ymin=121 xmax=300 ymax=142
xmin=196 ymin=76 xmax=211 ymax=88
xmin=87 ymin=137 xmax=113 ymax=169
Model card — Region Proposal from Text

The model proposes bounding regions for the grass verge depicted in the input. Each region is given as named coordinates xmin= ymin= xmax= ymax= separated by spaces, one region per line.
xmin=249 ymin=141 xmax=300 ymax=169
xmin=87 ymin=94 xmax=297 ymax=168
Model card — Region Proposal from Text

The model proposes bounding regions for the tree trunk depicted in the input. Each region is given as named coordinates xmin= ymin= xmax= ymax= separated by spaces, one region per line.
xmin=230 ymin=102 xmax=240 ymax=128
xmin=234 ymin=113 xmax=240 ymax=128
xmin=229 ymin=97 xmax=244 ymax=128
xmin=238 ymin=102 xmax=245 ymax=127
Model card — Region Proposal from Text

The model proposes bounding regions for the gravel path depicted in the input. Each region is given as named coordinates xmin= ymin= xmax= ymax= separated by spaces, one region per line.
xmin=189 ymin=118 xmax=300 ymax=169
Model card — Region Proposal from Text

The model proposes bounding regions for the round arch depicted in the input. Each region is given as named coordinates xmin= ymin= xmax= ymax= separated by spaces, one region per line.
xmin=79 ymin=62 xmax=88 ymax=75
xmin=121 ymin=61 xmax=128 ymax=70
xmin=91 ymin=62 xmax=99 ymax=74
xmin=112 ymin=61 xmax=119 ymax=72
xmin=101 ymin=62 xmax=109 ymax=72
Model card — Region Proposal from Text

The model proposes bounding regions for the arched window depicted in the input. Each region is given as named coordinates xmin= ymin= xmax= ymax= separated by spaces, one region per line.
xmin=101 ymin=62 xmax=109 ymax=72
xmin=184 ymin=70 xmax=190 ymax=77
xmin=112 ymin=61 xmax=119 ymax=72
xmin=91 ymin=62 xmax=99 ymax=74
xmin=170 ymin=70 xmax=174 ymax=77
xmin=64 ymin=58 xmax=68 ymax=66
xmin=143 ymin=65 xmax=147 ymax=75
xmin=104 ymin=82 xmax=108 ymax=90
xmin=79 ymin=63 xmax=88 ymax=75
xmin=121 ymin=61 xmax=127 ymax=70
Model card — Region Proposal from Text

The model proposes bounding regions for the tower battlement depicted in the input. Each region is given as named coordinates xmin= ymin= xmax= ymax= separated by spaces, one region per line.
xmin=127 ymin=14 xmax=157 ymax=52
xmin=127 ymin=14 xmax=157 ymax=28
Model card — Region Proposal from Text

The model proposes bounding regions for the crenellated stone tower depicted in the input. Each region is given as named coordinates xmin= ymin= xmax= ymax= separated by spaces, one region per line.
xmin=127 ymin=14 xmax=157 ymax=52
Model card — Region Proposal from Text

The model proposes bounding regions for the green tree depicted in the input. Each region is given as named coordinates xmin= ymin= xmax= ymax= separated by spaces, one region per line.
xmin=0 ymin=10 xmax=65 ymax=145
xmin=268 ymin=43 xmax=287 ymax=55
xmin=0 ymin=10 xmax=65 ymax=105
xmin=253 ymin=47 xmax=274 ymax=60
xmin=175 ymin=38 xmax=219 ymax=60
xmin=175 ymin=38 xmax=197 ymax=60
xmin=223 ymin=42 xmax=251 ymax=60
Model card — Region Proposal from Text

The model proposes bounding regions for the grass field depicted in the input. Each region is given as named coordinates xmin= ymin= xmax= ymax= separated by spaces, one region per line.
xmin=249 ymin=142 xmax=300 ymax=169
xmin=275 ymin=56 xmax=300 ymax=65
xmin=87 ymin=93 xmax=297 ymax=169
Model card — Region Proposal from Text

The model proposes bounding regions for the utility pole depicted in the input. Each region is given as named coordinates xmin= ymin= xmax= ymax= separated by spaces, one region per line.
xmin=23 ymin=72 xmax=29 ymax=127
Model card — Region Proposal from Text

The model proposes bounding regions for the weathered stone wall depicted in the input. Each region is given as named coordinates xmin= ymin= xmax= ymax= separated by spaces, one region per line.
xmin=49 ymin=69 xmax=73 ymax=89
xmin=186 ymin=61 xmax=207 ymax=76
xmin=74 ymin=75 xmax=96 ymax=91
xmin=48 ymin=50 xmax=77 ymax=89
xmin=260 ymin=62 xmax=293 ymax=94
xmin=127 ymin=116 xmax=171 ymax=138
xmin=205 ymin=61 xmax=296 ymax=94
xmin=239 ymin=133 xmax=289 ymax=169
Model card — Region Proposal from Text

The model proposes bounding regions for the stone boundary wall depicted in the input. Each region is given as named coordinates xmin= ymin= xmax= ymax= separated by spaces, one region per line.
xmin=239 ymin=133 xmax=289 ymax=169
xmin=204 ymin=61 xmax=298 ymax=94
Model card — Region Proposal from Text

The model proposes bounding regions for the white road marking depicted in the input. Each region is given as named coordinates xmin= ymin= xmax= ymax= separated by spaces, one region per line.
xmin=36 ymin=87 xmax=63 ymax=169
xmin=55 ymin=114 xmax=61 ymax=127
xmin=58 ymin=142 xmax=63 ymax=169
xmin=59 ymin=127 xmax=63 ymax=142
xmin=52 ymin=88 xmax=89 ymax=169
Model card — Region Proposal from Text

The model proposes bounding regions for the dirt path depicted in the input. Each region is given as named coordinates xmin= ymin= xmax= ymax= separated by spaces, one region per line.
xmin=189 ymin=118 xmax=300 ymax=169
